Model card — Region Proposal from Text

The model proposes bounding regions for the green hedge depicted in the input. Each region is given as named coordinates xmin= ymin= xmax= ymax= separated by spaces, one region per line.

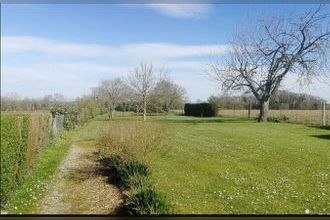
xmin=1 ymin=114 xmax=30 ymax=207
xmin=184 ymin=103 xmax=217 ymax=117
xmin=0 ymin=112 xmax=53 ymax=208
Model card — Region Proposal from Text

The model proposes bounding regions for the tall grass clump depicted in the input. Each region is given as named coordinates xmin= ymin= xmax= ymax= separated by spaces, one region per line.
xmin=124 ymin=185 xmax=171 ymax=215
xmin=116 ymin=160 xmax=150 ymax=187
xmin=97 ymin=121 xmax=165 ymax=162
xmin=96 ymin=121 xmax=171 ymax=215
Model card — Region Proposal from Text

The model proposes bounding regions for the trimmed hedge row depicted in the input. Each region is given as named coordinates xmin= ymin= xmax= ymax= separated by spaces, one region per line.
xmin=184 ymin=103 xmax=217 ymax=117
xmin=0 ymin=112 xmax=53 ymax=207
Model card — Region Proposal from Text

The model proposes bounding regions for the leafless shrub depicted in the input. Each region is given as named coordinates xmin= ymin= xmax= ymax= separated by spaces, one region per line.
xmin=97 ymin=121 xmax=166 ymax=162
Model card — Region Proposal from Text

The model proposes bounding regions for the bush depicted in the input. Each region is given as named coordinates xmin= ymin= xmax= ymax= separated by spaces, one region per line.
xmin=124 ymin=186 xmax=171 ymax=215
xmin=117 ymin=160 xmax=150 ymax=187
xmin=127 ymin=174 xmax=151 ymax=191
xmin=184 ymin=103 xmax=217 ymax=117
xmin=51 ymin=106 xmax=78 ymax=130
xmin=97 ymin=121 xmax=165 ymax=161
xmin=97 ymin=121 xmax=171 ymax=215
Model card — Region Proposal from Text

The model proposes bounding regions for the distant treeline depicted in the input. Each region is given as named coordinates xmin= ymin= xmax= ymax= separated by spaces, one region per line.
xmin=1 ymin=90 xmax=328 ymax=113
xmin=0 ymin=93 xmax=107 ymax=126
xmin=1 ymin=78 xmax=186 ymax=115
xmin=208 ymin=90 xmax=329 ymax=110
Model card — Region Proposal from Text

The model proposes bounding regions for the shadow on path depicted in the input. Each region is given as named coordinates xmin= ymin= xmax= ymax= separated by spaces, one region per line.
xmin=38 ymin=145 xmax=123 ymax=214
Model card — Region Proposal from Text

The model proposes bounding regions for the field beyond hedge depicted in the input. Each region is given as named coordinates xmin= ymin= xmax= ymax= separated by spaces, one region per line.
xmin=218 ymin=109 xmax=330 ymax=125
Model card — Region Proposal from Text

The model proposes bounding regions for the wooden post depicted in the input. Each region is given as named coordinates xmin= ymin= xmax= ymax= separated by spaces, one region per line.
xmin=322 ymin=101 xmax=326 ymax=126
xmin=248 ymin=101 xmax=251 ymax=119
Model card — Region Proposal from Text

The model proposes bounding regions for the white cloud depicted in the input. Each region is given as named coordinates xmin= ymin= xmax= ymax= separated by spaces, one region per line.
xmin=281 ymin=73 xmax=330 ymax=102
xmin=143 ymin=4 xmax=212 ymax=18
xmin=2 ymin=36 xmax=229 ymax=100
xmin=1 ymin=36 xmax=228 ymax=59
xmin=2 ymin=35 xmax=330 ymax=102
xmin=1 ymin=63 xmax=131 ymax=99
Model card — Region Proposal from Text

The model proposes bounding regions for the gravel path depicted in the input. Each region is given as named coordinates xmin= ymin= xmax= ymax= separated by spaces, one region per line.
xmin=38 ymin=145 xmax=123 ymax=214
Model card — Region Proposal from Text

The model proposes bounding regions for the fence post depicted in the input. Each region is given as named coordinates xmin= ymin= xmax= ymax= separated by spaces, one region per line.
xmin=322 ymin=101 xmax=326 ymax=126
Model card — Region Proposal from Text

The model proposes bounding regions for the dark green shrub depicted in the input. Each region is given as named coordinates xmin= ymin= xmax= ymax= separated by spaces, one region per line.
xmin=117 ymin=160 xmax=150 ymax=187
xmin=127 ymin=174 xmax=151 ymax=191
xmin=184 ymin=103 xmax=217 ymax=117
xmin=99 ymin=155 xmax=124 ymax=169
xmin=124 ymin=186 xmax=171 ymax=215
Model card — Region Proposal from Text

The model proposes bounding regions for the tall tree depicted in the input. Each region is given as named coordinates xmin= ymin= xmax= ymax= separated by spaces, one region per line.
xmin=94 ymin=78 xmax=126 ymax=119
xmin=208 ymin=6 xmax=329 ymax=121
xmin=150 ymin=77 xmax=186 ymax=112
xmin=127 ymin=62 xmax=157 ymax=121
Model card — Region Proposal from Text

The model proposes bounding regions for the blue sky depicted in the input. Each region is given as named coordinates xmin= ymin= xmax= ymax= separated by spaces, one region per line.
xmin=1 ymin=4 xmax=329 ymax=102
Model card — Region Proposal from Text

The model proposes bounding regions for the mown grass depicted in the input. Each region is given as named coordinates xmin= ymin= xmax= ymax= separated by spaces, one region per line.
xmin=84 ymin=114 xmax=329 ymax=214
xmin=146 ymin=116 xmax=330 ymax=214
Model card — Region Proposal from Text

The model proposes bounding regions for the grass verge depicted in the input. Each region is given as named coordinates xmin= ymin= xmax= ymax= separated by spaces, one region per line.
xmin=3 ymin=131 xmax=71 ymax=214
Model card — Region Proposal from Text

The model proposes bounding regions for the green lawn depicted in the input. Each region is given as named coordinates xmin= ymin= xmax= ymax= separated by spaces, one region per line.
xmin=88 ymin=114 xmax=329 ymax=214
xmin=144 ymin=116 xmax=329 ymax=214
xmin=6 ymin=114 xmax=328 ymax=214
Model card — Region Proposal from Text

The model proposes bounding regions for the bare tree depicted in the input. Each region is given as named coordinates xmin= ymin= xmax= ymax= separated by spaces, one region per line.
xmin=127 ymin=62 xmax=157 ymax=121
xmin=94 ymin=78 xmax=126 ymax=119
xmin=208 ymin=6 xmax=329 ymax=121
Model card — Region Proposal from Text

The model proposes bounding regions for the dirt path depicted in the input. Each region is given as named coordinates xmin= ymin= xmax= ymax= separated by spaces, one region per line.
xmin=37 ymin=145 xmax=123 ymax=214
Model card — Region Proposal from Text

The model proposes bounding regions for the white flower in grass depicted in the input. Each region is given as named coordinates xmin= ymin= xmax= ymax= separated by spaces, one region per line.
xmin=305 ymin=209 xmax=310 ymax=214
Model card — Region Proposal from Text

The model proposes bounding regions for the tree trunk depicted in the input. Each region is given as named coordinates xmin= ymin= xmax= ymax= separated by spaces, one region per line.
xmin=258 ymin=99 xmax=270 ymax=122
xmin=248 ymin=101 xmax=252 ymax=119
xmin=108 ymin=107 xmax=113 ymax=119
xmin=143 ymin=100 xmax=147 ymax=121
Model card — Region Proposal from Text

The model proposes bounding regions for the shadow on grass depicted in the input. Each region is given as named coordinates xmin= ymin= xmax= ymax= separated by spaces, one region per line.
xmin=311 ymin=134 xmax=330 ymax=140
xmin=307 ymin=125 xmax=330 ymax=130
xmin=155 ymin=117 xmax=253 ymax=124
xmin=94 ymin=116 xmax=142 ymax=122
xmin=93 ymin=113 xmax=255 ymax=124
